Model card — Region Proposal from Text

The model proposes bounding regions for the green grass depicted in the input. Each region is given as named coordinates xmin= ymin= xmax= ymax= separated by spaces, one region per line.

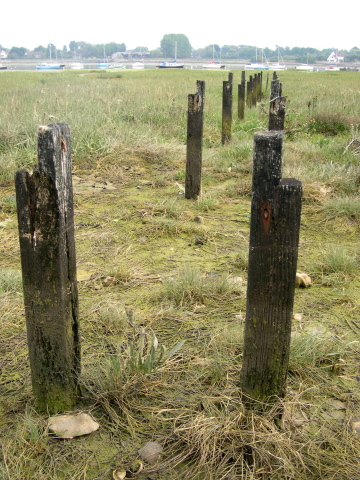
xmin=0 ymin=68 xmax=359 ymax=480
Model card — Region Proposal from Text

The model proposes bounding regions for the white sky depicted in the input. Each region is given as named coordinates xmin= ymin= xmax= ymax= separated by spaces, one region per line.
xmin=2 ymin=0 xmax=359 ymax=52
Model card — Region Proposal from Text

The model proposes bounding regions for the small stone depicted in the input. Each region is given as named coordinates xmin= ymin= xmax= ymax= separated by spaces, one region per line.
xmin=112 ymin=469 xmax=126 ymax=480
xmin=353 ymin=421 xmax=360 ymax=433
xmin=194 ymin=215 xmax=204 ymax=224
xmin=228 ymin=276 xmax=244 ymax=284
xmin=102 ymin=276 xmax=118 ymax=286
xmin=293 ymin=313 xmax=302 ymax=321
xmin=138 ymin=441 xmax=163 ymax=463
xmin=295 ymin=272 xmax=312 ymax=288
xmin=48 ymin=413 xmax=99 ymax=439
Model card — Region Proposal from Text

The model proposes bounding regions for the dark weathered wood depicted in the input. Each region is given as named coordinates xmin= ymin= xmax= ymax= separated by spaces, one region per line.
xmin=15 ymin=123 xmax=80 ymax=413
xmin=268 ymin=97 xmax=286 ymax=130
xmin=268 ymin=73 xmax=286 ymax=130
xmin=222 ymin=73 xmax=233 ymax=144
xmin=246 ymin=78 xmax=252 ymax=108
xmin=185 ymin=80 xmax=205 ymax=199
xmin=241 ymin=131 xmax=302 ymax=402
xmin=238 ymin=81 xmax=245 ymax=119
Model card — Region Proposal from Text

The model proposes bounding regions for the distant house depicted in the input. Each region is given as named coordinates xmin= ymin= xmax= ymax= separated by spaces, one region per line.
xmin=327 ymin=50 xmax=344 ymax=63
xmin=121 ymin=50 xmax=150 ymax=59
xmin=0 ymin=50 xmax=8 ymax=59
xmin=111 ymin=51 xmax=124 ymax=60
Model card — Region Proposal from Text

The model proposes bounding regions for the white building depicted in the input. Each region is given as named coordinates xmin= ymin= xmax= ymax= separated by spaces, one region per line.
xmin=327 ymin=50 xmax=344 ymax=63
xmin=0 ymin=50 xmax=8 ymax=59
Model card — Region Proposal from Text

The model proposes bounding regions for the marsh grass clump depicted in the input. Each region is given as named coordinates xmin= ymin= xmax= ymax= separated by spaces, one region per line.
xmin=307 ymin=112 xmax=349 ymax=136
xmin=324 ymin=195 xmax=360 ymax=219
xmin=288 ymin=332 xmax=356 ymax=380
xmin=162 ymin=265 xmax=231 ymax=307
xmin=0 ymin=194 xmax=17 ymax=214
xmin=0 ymin=269 xmax=23 ymax=294
xmin=318 ymin=246 xmax=358 ymax=275
xmin=312 ymin=246 xmax=358 ymax=286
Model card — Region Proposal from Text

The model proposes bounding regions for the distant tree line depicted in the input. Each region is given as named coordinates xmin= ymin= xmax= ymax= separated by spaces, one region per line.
xmin=1 ymin=38 xmax=360 ymax=62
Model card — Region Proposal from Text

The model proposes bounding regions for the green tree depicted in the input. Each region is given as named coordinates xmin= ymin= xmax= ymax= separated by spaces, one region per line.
xmin=8 ymin=47 xmax=28 ymax=59
xmin=160 ymin=34 xmax=192 ymax=58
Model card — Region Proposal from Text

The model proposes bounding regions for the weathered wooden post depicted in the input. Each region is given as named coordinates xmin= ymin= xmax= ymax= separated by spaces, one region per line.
xmin=222 ymin=72 xmax=233 ymax=144
xmin=185 ymin=80 xmax=205 ymax=199
xmin=238 ymin=71 xmax=246 ymax=119
xmin=241 ymin=131 xmax=302 ymax=402
xmin=15 ymin=123 xmax=80 ymax=413
xmin=268 ymin=72 xmax=286 ymax=131
xmin=246 ymin=76 xmax=252 ymax=109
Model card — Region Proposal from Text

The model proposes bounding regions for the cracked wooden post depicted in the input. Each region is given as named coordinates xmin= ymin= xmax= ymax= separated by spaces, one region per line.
xmin=185 ymin=80 xmax=205 ymax=200
xmin=241 ymin=131 xmax=302 ymax=403
xmin=238 ymin=71 xmax=246 ymax=120
xmin=222 ymin=72 xmax=233 ymax=144
xmin=268 ymin=72 xmax=286 ymax=131
xmin=15 ymin=123 xmax=80 ymax=413
xmin=247 ymin=75 xmax=253 ymax=109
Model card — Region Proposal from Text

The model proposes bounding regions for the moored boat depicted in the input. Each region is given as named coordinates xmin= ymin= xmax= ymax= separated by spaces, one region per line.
xmin=203 ymin=61 xmax=225 ymax=69
xmin=245 ymin=63 xmax=269 ymax=70
xmin=295 ymin=64 xmax=314 ymax=71
xmin=157 ymin=60 xmax=185 ymax=69
xmin=0 ymin=64 xmax=7 ymax=70
xmin=132 ymin=61 xmax=144 ymax=69
xmin=108 ymin=63 xmax=126 ymax=69
xmin=36 ymin=63 xmax=65 ymax=70
xmin=269 ymin=63 xmax=287 ymax=71
xmin=70 ymin=62 xmax=84 ymax=69
xmin=325 ymin=65 xmax=340 ymax=71
xmin=157 ymin=41 xmax=185 ymax=69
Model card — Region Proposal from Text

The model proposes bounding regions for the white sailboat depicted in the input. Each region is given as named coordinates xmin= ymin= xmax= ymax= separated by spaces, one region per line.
xmin=269 ymin=46 xmax=287 ymax=70
xmin=203 ymin=45 xmax=225 ymax=69
xmin=245 ymin=47 xmax=269 ymax=70
xmin=157 ymin=41 xmax=185 ymax=69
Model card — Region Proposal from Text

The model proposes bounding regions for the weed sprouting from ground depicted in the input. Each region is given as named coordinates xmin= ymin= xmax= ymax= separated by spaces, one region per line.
xmin=162 ymin=265 xmax=233 ymax=307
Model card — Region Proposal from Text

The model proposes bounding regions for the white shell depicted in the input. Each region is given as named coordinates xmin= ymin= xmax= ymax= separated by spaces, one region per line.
xmin=138 ymin=441 xmax=163 ymax=463
xmin=48 ymin=413 xmax=99 ymax=439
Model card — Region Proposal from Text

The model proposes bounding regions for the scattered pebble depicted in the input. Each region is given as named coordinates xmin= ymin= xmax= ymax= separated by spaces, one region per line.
xmin=48 ymin=413 xmax=99 ymax=439
xmin=296 ymin=272 xmax=312 ymax=288
xmin=138 ymin=441 xmax=163 ymax=463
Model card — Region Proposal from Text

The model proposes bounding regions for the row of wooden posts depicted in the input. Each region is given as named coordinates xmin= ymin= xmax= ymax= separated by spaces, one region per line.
xmin=15 ymin=72 xmax=301 ymax=413
xmin=185 ymin=71 xmax=287 ymax=199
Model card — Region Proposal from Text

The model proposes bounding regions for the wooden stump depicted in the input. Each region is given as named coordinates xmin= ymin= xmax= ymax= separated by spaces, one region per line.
xmin=241 ymin=131 xmax=302 ymax=402
xmin=15 ymin=123 xmax=80 ymax=413
xmin=185 ymin=80 xmax=205 ymax=199
xmin=222 ymin=73 xmax=233 ymax=144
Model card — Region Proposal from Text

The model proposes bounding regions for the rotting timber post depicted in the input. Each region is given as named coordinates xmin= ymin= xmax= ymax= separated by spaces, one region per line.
xmin=222 ymin=72 xmax=233 ymax=144
xmin=238 ymin=71 xmax=246 ymax=120
xmin=15 ymin=123 xmax=80 ymax=413
xmin=240 ymin=131 xmax=302 ymax=403
xmin=268 ymin=72 xmax=286 ymax=131
xmin=185 ymin=80 xmax=205 ymax=199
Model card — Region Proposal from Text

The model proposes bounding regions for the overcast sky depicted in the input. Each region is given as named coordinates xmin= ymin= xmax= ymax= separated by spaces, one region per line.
xmin=2 ymin=0 xmax=358 ymax=52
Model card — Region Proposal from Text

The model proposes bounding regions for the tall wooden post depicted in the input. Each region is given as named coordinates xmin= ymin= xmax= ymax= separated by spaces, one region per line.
xmin=238 ymin=71 xmax=246 ymax=119
xmin=246 ymin=76 xmax=252 ymax=109
xmin=222 ymin=72 xmax=233 ymax=144
xmin=185 ymin=80 xmax=205 ymax=199
xmin=268 ymin=72 xmax=286 ymax=131
xmin=241 ymin=131 xmax=302 ymax=402
xmin=15 ymin=123 xmax=80 ymax=413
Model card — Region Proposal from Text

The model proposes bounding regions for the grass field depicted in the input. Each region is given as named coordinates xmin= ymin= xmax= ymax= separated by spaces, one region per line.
xmin=0 ymin=68 xmax=359 ymax=479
